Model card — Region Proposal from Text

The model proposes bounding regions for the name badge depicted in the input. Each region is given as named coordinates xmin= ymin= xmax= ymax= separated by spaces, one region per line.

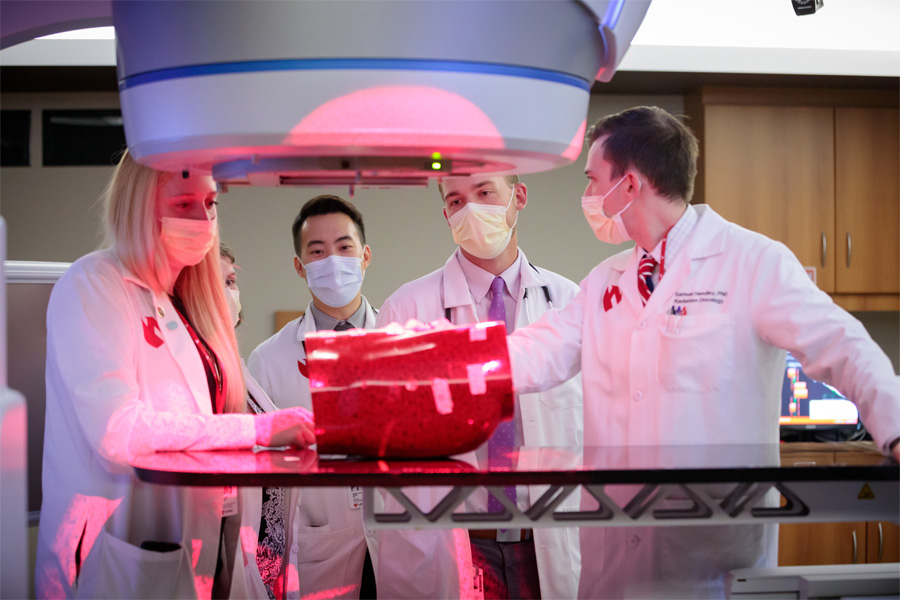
xmin=349 ymin=486 xmax=363 ymax=510
xmin=473 ymin=566 xmax=485 ymax=600
xmin=222 ymin=486 xmax=239 ymax=517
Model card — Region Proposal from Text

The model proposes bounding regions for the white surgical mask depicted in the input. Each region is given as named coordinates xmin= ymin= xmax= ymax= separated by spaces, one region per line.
xmin=160 ymin=217 xmax=217 ymax=267
xmin=581 ymin=175 xmax=632 ymax=244
xmin=226 ymin=288 xmax=241 ymax=327
xmin=448 ymin=185 xmax=518 ymax=260
xmin=302 ymin=254 xmax=364 ymax=308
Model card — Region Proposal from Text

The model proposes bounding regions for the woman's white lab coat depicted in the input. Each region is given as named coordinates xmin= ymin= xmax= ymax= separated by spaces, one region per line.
xmin=508 ymin=205 xmax=900 ymax=598
xmin=238 ymin=362 xmax=286 ymax=600
xmin=376 ymin=249 xmax=584 ymax=599
xmin=247 ymin=301 xmax=381 ymax=600
xmin=35 ymin=250 xmax=260 ymax=599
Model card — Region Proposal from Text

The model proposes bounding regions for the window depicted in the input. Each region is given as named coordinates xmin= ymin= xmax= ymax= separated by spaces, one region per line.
xmin=1 ymin=110 xmax=31 ymax=167
xmin=42 ymin=109 xmax=126 ymax=166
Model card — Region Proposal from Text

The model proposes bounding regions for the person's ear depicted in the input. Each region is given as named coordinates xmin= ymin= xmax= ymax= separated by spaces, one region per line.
xmin=514 ymin=182 xmax=527 ymax=210
xmin=361 ymin=245 xmax=372 ymax=272
xmin=625 ymin=171 xmax=642 ymax=197
xmin=294 ymin=256 xmax=306 ymax=280
xmin=442 ymin=207 xmax=451 ymax=227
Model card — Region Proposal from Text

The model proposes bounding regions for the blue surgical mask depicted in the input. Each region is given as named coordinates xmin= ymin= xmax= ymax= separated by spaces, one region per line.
xmin=302 ymin=255 xmax=364 ymax=308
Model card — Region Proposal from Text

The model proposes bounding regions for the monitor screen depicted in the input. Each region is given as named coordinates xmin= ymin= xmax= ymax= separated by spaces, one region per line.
xmin=780 ymin=351 xmax=859 ymax=428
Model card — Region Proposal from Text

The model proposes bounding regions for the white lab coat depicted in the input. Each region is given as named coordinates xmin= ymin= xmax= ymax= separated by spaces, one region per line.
xmin=377 ymin=248 xmax=584 ymax=599
xmin=35 ymin=249 xmax=260 ymax=600
xmin=238 ymin=362 xmax=287 ymax=600
xmin=508 ymin=205 xmax=900 ymax=598
xmin=248 ymin=300 xmax=381 ymax=600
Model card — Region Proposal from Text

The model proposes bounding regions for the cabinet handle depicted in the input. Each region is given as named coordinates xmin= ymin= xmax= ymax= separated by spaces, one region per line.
xmin=851 ymin=530 xmax=858 ymax=563
xmin=846 ymin=232 xmax=852 ymax=268
xmin=821 ymin=231 xmax=827 ymax=268
xmin=879 ymin=522 xmax=884 ymax=562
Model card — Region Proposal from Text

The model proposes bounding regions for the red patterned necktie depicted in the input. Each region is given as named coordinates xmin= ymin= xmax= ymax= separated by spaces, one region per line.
xmin=638 ymin=253 xmax=657 ymax=306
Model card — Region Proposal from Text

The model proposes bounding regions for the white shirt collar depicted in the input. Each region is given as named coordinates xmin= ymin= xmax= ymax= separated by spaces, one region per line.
xmin=456 ymin=250 xmax=523 ymax=303
xmin=644 ymin=203 xmax=699 ymax=266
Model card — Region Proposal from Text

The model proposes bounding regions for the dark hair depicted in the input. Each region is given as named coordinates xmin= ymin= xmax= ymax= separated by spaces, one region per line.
xmin=585 ymin=106 xmax=699 ymax=203
xmin=292 ymin=195 xmax=367 ymax=257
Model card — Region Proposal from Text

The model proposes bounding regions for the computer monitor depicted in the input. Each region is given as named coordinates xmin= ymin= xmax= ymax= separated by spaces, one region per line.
xmin=780 ymin=351 xmax=861 ymax=437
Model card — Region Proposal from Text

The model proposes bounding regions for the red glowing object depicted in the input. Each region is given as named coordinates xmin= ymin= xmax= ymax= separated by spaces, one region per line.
xmin=305 ymin=322 xmax=513 ymax=457
xmin=286 ymin=85 xmax=504 ymax=150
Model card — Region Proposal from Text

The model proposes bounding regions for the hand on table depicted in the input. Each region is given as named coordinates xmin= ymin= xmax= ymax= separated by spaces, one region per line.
xmin=254 ymin=406 xmax=316 ymax=448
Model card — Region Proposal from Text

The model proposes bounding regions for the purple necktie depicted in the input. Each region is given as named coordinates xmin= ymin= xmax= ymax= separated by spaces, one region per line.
xmin=487 ymin=276 xmax=516 ymax=513
xmin=488 ymin=276 xmax=507 ymax=332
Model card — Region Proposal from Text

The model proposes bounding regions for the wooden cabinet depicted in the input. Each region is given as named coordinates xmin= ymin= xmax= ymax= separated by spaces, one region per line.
xmin=835 ymin=449 xmax=900 ymax=564
xmin=685 ymin=88 xmax=900 ymax=310
xmin=834 ymin=108 xmax=900 ymax=295
xmin=778 ymin=443 xmax=899 ymax=566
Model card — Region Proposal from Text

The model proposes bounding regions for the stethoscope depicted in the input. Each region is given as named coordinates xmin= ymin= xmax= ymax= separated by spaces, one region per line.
xmin=443 ymin=263 xmax=552 ymax=322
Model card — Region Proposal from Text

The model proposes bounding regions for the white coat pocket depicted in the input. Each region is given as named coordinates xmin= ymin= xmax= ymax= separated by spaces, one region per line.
xmin=655 ymin=313 xmax=734 ymax=392
xmin=75 ymin=529 xmax=194 ymax=599
xmin=375 ymin=530 xmax=441 ymax=599
xmin=294 ymin=525 xmax=363 ymax=599
xmin=538 ymin=386 xmax=584 ymax=411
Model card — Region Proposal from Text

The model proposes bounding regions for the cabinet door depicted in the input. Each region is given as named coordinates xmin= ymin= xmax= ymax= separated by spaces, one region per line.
xmin=834 ymin=107 xmax=900 ymax=293
xmin=779 ymin=522 xmax=868 ymax=566
xmin=776 ymin=449 xmax=861 ymax=566
xmin=834 ymin=449 xmax=898 ymax=563
xmin=704 ymin=105 xmax=836 ymax=291
xmin=866 ymin=521 xmax=900 ymax=563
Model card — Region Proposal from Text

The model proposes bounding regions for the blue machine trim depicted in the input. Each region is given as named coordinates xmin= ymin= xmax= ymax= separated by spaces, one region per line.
xmin=603 ymin=0 xmax=627 ymax=28
xmin=118 ymin=58 xmax=590 ymax=92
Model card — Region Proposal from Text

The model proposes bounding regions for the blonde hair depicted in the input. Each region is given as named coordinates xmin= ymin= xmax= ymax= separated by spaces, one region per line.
xmin=103 ymin=151 xmax=246 ymax=413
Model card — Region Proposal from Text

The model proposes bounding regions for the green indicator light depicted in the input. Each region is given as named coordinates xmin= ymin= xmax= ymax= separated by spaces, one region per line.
xmin=431 ymin=152 xmax=442 ymax=160
xmin=431 ymin=161 xmax=442 ymax=170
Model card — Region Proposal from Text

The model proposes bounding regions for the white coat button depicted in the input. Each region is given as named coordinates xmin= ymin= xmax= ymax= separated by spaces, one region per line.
xmin=291 ymin=544 xmax=299 ymax=555
xmin=366 ymin=529 xmax=374 ymax=536
xmin=638 ymin=321 xmax=647 ymax=330
xmin=630 ymin=535 xmax=640 ymax=547
xmin=633 ymin=391 xmax=643 ymax=401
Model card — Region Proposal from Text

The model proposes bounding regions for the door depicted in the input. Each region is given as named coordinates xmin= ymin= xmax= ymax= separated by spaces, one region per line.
xmin=834 ymin=107 xmax=900 ymax=293
xmin=704 ymin=105 xmax=836 ymax=291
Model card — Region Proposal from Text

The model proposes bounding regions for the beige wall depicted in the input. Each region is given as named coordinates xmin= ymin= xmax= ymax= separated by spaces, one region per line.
xmin=2 ymin=91 xmax=898 ymax=372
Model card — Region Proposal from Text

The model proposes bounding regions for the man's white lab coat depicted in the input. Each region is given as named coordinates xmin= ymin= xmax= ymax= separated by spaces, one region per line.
xmin=377 ymin=249 xmax=584 ymax=599
xmin=248 ymin=300 xmax=381 ymax=600
xmin=508 ymin=205 xmax=900 ymax=598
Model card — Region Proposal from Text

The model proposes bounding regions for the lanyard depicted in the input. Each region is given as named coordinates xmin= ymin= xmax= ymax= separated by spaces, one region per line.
xmin=172 ymin=301 xmax=224 ymax=414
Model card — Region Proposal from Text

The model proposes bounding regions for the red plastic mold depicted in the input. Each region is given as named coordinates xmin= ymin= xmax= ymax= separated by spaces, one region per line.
xmin=305 ymin=322 xmax=513 ymax=457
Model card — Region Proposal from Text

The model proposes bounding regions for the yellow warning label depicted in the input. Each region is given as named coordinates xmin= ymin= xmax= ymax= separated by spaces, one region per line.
xmin=858 ymin=483 xmax=875 ymax=500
